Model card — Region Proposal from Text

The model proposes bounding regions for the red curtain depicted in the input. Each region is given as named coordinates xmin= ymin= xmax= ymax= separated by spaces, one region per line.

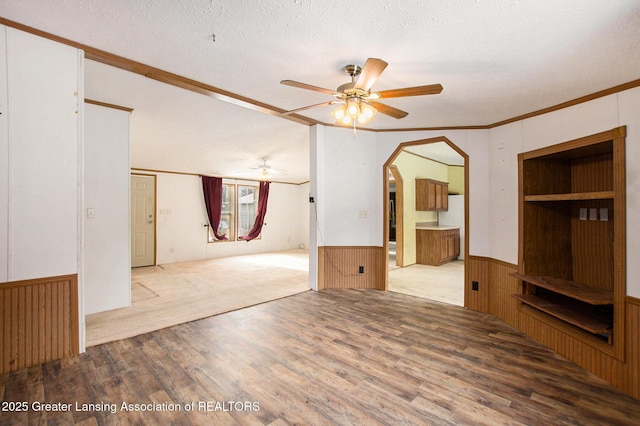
xmin=202 ymin=176 xmax=228 ymax=241
xmin=239 ymin=181 xmax=270 ymax=241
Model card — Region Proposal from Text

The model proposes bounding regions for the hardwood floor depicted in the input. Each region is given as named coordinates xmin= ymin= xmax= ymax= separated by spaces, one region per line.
xmin=2 ymin=289 xmax=640 ymax=425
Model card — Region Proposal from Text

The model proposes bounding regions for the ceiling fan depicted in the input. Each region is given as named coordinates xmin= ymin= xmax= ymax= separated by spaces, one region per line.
xmin=236 ymin=157 xmax=287 ymax=180
xmin=280 ymin=58 xmax=443 ymax=126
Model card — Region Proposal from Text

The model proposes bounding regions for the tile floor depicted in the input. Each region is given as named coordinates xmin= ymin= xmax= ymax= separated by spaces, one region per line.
xmin=387 ymin=242 xmax=464 ymax=306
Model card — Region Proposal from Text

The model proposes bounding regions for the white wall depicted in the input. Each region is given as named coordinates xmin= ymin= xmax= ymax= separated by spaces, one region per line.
xmin=145 ymin=172 xmax=309 ymax=265
xmin=316 ymin=127 xmax=381 ymax=246
xmin=0 ymin=27 xmax=8 ymax=281
xmin=487 ymin=122 xmax=522 ymax=263
xmin=311 ymin=127 xmax=491 ymax=256
xmin=0 ymin=26 xmax=81 ymax=282
xmin=313 ymin=91 xmax=639 ymax=298
xmin=487 ymin=88 xmax=640 ymax=297
xmin=308 ymin=127 xmax=489 ymax=293
xmin=84 ymin=104 xmax=131 ymax=314
xmin=619 ymin=87 xmax=640 ymax=299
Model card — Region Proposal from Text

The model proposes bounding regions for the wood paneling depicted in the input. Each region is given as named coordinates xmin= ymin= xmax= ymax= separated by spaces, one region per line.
xmin=466 ymin=256 xmax=519 ymax=327
xmin=466 ymin=256 xmax=489 ymax=313
xmin=626 ymin=296 xmax=640 ymax=400
xmin=469 ymin=255 xmax=640 ymax=401
xmin=318 ymin=246 xmax=385 ymax=290
xmin=0 ymin=275 xmax=78 ymax=375
xmin=571 ymin=199 xmax=614 ymax=290
xmin=517 ymin=305 xmax=624 ymax=385
xmin=488 ymin=260 xmax=520 ymax=327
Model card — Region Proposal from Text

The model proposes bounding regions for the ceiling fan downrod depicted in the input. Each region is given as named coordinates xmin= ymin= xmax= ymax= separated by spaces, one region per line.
xmin=344 ymin=64 xmax=362 ymax=79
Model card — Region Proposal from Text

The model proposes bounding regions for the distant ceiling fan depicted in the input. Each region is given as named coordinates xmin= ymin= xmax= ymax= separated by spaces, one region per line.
xmin=280 ymin=58 xmax=442 ymax=126
xmin=239 ymin=157 xmax=287 ymax=180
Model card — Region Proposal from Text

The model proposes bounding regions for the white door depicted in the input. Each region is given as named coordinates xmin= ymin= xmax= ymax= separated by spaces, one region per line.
xmin=131 ymin=175 xmax=156 ymax=267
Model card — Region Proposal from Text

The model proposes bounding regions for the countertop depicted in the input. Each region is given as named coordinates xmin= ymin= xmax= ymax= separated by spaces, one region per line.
xmin=415 ymin=225 xmax=459 ymax=231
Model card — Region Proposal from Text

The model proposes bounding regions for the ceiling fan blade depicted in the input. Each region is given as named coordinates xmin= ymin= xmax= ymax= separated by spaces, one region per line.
xmin=371 ymin=101 xmax=409 ymax=119
xmin=252 ymin=166 xmax=288 ymax=173
xmin=280 ymin=80 xmax=336 ymax=95
xmin=282 ymin=101 xmax=339 ymax=115
xmin=356 ymin=58 xmax=388 ymax=91
xmin=376 ymin=84 xmax=443 ymax=99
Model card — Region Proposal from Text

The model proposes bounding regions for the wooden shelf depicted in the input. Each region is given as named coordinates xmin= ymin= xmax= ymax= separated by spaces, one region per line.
xmin=511 ymin=273 xmax=613 ymax=305
xmin=524 ymin=191 xmax=614 ymax=202
xmin=513 ymin=294 xmax=612 ymax=336
xmin=516 ymin=126 xmax=626 ymax=359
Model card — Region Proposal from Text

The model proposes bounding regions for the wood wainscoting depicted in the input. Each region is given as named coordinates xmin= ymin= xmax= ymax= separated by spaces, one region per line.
xmin=1 ymin=274 xmax=79 ymax=375
xmin=627 ymin=297 xmax=640 ymax=399
xmin=318 ymin=246 xmax=386 ymax=290
xmin=467 ymin=255 xmax=640 ymax=400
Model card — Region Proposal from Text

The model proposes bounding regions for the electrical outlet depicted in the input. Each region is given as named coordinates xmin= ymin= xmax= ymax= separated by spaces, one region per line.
xmin=472 ymin=281 xmax=479 ymax=291
xmin=358 ymin=266 xmax=364 ymax=274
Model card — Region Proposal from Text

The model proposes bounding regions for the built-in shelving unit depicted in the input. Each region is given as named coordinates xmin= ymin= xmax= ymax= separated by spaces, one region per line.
xmin=514 ymin=126 xmax=626 ymax=359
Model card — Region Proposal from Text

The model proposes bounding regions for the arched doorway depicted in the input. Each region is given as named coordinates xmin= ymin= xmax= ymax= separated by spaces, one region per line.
xmin=383 ymin=136 xmax=469 ymax=307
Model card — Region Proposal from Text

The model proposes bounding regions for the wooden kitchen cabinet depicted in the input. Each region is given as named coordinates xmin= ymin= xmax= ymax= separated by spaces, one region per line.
xmin=416 ymin=179 xmax=448 ymax=211
xmin=416 ymin=227 xmax=460 ymax=266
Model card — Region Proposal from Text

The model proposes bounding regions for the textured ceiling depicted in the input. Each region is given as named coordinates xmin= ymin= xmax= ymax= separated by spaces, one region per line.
xmin=1 ymin=0 xmax=639 ymax=183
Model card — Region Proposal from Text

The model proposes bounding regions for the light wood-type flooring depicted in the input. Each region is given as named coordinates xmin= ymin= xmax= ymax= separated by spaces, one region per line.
xmin=3 ymin=289 xmax=640 ymax=425
xmin=86 ymin=249 xmax=310 ymax=346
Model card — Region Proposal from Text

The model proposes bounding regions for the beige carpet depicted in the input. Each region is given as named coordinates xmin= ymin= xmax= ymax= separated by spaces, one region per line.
xmin=86 ymin=249 xmax=310 ymax=347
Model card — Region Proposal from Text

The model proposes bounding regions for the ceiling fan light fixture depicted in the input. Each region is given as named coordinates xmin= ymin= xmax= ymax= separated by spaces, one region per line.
xmin=259 ymin=167 xmax=271 ymax=180
xmin=332 ymin=104 xmax=347 ymax=121
xmin=281 ymin=58 xmax=442 ymax=126
xmin=346 ymin=99 xmax=360 ymax=118
xmin=358 ymin=103 xmax=377 ymax=124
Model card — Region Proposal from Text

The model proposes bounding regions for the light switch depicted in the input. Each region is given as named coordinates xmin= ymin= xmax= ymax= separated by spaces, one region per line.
xmin=600 ymin=208 xmax=609 ymax=221
xmin=87 ymin=208 xmax=95 ymax=219
xmin=579 ymin=208 xmax=587 ymax=221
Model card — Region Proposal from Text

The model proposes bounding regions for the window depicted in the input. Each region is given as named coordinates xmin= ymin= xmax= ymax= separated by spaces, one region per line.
xmin=237 ymin=185 xmax=258 ymax=238
xmin=218 ymin=184 xmax=235 ymax=241
xmin=208 ymin=183 xmax=259 ymax=242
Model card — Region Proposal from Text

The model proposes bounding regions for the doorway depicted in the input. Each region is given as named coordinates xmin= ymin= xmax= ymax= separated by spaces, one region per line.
xmin=131 ymin=174 xmax=156 ymax=267
xmin=388 ymin=165 xmax=403 ymax=269
xmin=383 ymin=137 xmax=468 ymax=307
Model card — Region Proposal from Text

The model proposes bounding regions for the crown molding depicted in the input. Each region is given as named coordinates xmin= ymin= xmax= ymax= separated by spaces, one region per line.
xmin=2 ymin=17 xmax=639 ymax=131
